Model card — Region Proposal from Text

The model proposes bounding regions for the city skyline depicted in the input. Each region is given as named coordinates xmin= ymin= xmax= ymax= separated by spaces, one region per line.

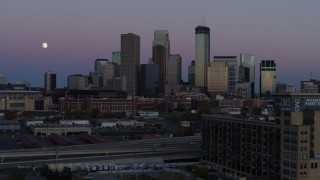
xmin=0 ymin=0 xmax=320 ymax=89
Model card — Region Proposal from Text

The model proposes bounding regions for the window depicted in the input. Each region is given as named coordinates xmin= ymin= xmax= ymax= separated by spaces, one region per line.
xmin=303 ymin=155 xmax=307 ymax=160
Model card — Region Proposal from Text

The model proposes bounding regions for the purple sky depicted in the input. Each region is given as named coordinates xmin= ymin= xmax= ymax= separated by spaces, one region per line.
xmin=0 ymin=0 xmax=320 ymax=89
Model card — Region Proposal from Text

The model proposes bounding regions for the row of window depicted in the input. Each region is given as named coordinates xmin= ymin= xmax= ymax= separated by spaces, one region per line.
xmin=284 ymin=129 xmax=297 ymax=135
xmin=300 ymin=172 xmax=307 ymax=178
xmin=311 ymin=162 xmax=318 ymax=169
xmin=283 ymin=161 xmax=297 ymax=169
xmin=284 ymin=144 xmax=297 ymax=151
xmin=284 ymin=136 xmax=297 ymax=144
xmin=283 ymin=169 xmax=296 ymax=177
xmin=300 ymin=154 xmax=308 ymax=160
xmin=300 ymin=139 xmax=308 ymax=144
xmin=300 ymin=163 xmax=307 ymax=169
xmin=283 ymin=152 xmax=297 ymax=160
xmin=300 ymin=146 xmax=308 ymax=152
xmin=300 ymin=130 xmax=308 ymax=135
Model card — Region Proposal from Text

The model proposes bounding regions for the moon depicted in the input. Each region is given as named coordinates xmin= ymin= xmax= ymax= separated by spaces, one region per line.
xmin=42 ymin=42 xmax=48 ymax=49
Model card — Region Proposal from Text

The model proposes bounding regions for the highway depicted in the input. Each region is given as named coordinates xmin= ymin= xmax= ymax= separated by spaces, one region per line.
xmin=0 ymin=136 xmax=202 ymax=169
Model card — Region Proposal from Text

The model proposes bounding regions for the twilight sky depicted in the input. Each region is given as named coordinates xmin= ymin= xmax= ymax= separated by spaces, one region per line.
xmin=0 ymin=0 xmax=319 ymax=89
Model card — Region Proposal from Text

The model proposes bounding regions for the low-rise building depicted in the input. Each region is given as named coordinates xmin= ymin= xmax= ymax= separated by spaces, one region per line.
xmin=0 ymin=120 xmax=20 ymax=132
xmin=0 ymin=90 xmax=52 ymax=111
xmin=60 ymin=119 xmax=90 ymax=126
xmin=202 ymin=114 xmax=280 ymax=179
xmin=25 ymin=119 xmax=44 ymax=126
xmin=30 ymin=125 xmax=91 ymax=136
xmin=274 ymin=93 xmax=320 ymax=180
xmin=138 ymin=111 xmax=159 ymax=117
xmin=100 ymin=121 xmax=117 ymax=128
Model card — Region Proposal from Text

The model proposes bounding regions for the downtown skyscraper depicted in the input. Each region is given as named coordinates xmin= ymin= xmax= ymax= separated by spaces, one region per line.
xmin=240 ymin=53 xmax=255 ymax=98
xmin=213 ymin=56 xmax=237 ymax=93
xmin=260 ymin=60 xmax=276 ymax=96
xmin=44 ymin=71 xmax=56 ymax=92
xmin=121 ymin=33 xmax=140 ymax=96
xmin=188 ymin=60 xmax=195 ymax=86
xmin=152 ymin=30 xmax=170 ymax=96
xmin=195 ymin=26 xmax=210 ymax=88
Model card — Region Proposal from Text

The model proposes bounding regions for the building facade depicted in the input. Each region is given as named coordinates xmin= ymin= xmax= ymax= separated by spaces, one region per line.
xmin=44 ymin=71 xmax=56 ymax=92
xmin=301 ymin=80 xmax=320 ymax=93
xmin=188 ymin=60 xmax=195 ymax=86
xmin=140 ymin=64 xmax=159 ymax=97
xmin=0 ymin=90 xmax=51 ymax=111
xmin=207 ymin=61 xmax=228 ymax=94
xmin=202 ymin=114 xmax=280 ymax=179
xmin=276 ymin=84 xmax=296 ymax=93
xmin=274 ymin=93 xmax=320 ymax=180
xmin=152 ymin=30 xmax=170 ymax=96
xmin=165 ymin=54 xmax=182 ymax=96
xmin=92 ymin=59 xmax=123 ymax=90
xmin=112 ymin=51 xmax=121 ymax=65
xmin=214 ymin=56 xmax=237 ymax=93
xmin=167 ymin=54 xmax=181 ymax=85
xmin=121 ymin=33 xmax=140 ymax=96
xmin=95 ymin=59 xmax=109 ymax=72
xmin=68 ymin=74 xmax=89 ymax=90
xmin=240 ymin=54 xmax=255 ymax=98
xmin=260 ymin=60 xmax=276 ymax=96
xmin=195 ymin=26 xmax=210 ymax=88
xmin=235 ymin=82 xmax=252 ymax=100
xmin=0 ymin=74 xmax=7 ymax=84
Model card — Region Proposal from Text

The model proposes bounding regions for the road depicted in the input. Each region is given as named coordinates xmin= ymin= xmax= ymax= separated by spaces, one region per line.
xmin=0 ymin=136 xmax=202 ymax=169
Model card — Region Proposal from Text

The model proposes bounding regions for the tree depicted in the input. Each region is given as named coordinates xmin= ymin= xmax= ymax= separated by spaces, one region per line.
xmin=192 ymin=166 xmax=209 ymax=180
xmin=175 ymin=104 xmax=186 ymax=112
xmin=7 ymin=169 xmax=25 ymax=180
xmin=71 ymin=110 xmax=83 ymax=119
xmin=90 ymin=109 xmax=100 ymax=119
xmin=103 ymin=111 xmax=116 ymax=118
xmin=197 ymin=107 xmax=211 ymax=115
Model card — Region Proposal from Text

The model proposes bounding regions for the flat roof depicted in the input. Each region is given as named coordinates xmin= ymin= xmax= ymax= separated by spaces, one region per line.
xmin=202 ymin=114 xmax=276 ymax=125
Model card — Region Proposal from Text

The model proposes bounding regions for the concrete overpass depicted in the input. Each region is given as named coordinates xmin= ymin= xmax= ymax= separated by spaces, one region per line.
xmin=0 ymin=136 xmax=202 ymax=169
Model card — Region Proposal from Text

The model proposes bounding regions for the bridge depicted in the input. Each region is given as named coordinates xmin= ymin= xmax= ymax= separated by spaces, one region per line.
xmin=0 ymin=136 xmax=202 ymax=170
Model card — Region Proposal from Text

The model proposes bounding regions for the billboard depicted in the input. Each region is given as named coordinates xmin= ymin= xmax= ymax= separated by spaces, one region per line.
xmin=276 ymin=98 xmax=320 ymax=112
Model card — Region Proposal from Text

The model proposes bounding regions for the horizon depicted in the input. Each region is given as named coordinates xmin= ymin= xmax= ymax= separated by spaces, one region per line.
xmin=1 ymin=0 xmax=319 ymax=90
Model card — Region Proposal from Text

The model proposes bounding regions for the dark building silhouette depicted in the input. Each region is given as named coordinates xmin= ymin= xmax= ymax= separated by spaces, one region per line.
xmin=121 ymin=33 xmax=140 ymax=96
xmin=44 ymin=71 xmax=56 ymax=92
xmin=140 ymin=64 xmax=159 ymax=97
xmin=202 ymin=114 xmax=280 ymax=179
xmin=195 ymin=26 xmax=210 ymax=88
xmin=188 ymin=60 xmax=195 ymax=86
xmin=152 ymin=30 xmax=170 ymax=96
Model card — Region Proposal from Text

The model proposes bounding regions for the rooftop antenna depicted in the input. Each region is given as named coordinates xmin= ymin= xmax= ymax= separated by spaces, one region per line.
xmin=310 ymin=72 xmax=313 ymax=80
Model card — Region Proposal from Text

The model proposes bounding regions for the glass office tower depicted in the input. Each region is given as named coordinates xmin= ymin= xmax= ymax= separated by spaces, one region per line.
xmin=240 ymin=53 xmax=255 ymax=98
xmin=214 ymin=56 xmax=237 ymax=93
xmin=195 ymin=26 xmax=210 ymax=88
xmin=152 ymin=30 xmax=170 ymax=96
xmin=260 ymin=60 xmax=276 ymax=96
